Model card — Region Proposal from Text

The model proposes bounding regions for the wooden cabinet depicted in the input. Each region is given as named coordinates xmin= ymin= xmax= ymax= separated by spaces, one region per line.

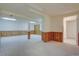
xmin=42 ymin=32 xmax=63 ymax=42
xmin=42 ymin=32 xmax=52 ymax=42
xmin=53 ymin=32 xmax=63 ymax=42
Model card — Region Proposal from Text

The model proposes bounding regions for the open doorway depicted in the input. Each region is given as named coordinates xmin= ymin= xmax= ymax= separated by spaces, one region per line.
xmin=63 ymin=15 xmax=77 ymax=45
xmin=28 ymin=18 xmax=43 ymax=41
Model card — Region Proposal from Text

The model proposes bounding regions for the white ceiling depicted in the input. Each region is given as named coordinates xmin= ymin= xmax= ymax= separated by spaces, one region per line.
xmin=0 ymin=3 xmax=79 ymax=19
xmin=29 ymin=3 xmax=79 ymax=16
xmin=0 ymin=4 xmax=42 ymax=19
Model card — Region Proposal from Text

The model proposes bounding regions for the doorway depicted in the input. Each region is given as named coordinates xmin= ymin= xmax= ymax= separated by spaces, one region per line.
xmin=63 ymin=15 xmax=77 ymax=45
xmin=28 ymin=21 xmax=42 ymax=41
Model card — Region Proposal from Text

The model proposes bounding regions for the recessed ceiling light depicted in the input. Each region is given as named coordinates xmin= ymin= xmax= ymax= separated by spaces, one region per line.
xmin=2 ymin=17 xmax=16 ymax=21
xmin=30 ymin=21 xmax=36 ymax=23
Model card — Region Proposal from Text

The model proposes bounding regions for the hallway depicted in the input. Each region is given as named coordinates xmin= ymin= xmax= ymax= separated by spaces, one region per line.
xmin=0 ymin=35 xmax=79 ymax=56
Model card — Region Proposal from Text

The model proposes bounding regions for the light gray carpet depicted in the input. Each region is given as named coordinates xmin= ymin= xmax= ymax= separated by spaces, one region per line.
xmin=0 ymin=35 xmax=79 ymax=56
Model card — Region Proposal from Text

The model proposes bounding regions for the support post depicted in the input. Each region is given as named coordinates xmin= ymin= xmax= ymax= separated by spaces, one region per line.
xmin=28 ymin=23 xmax=30 ymax=39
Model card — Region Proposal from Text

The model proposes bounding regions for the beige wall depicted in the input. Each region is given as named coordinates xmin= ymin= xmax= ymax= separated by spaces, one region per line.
xmin=43 ymin=12 xmax=77 ymax=32
xmin=63 ymin=15 xmax=77 ymax=39
xmin=42 ymin=15 xmax=52 ymax=32
xmin=66 ymin=20 xmax=76 ymax=39
xmin=77 ymin=15 xmax=79 ymax=33
xmin=42 ymin=15 xmax=63 ymax=32
xmin=48 ymin=11 xmax=79 ymax=32
xmin=50 ymin=16 xmax=63 ymax=32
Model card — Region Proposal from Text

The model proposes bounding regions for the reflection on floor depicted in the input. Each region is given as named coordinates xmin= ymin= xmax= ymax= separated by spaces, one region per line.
xmin=0 ymin=35 xmax=79 ymax=56
xmin=64 ymin=39 xmax=77 ymax=45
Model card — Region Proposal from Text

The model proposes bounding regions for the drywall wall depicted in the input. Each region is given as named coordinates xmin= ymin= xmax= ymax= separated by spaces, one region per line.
xmin=63 ymin=15 xmax=77 ymax=45
xmin=64 ymin=15 xmax=77 ymax=39
xmin=0 ymin=19 xmax=29 ymax=31
xmin=30 ymin=23 xmax=35 ymax=31
xmin=50 ymin=12 xmax=79 ymax=32
xmin=42 ymin=15 xmax=52 ymax=32
xmin=77 ymin=15 xmax=79 ymax=33
xmin=66 ymin=20 xmax=76 ymax=39
xmin=50 ymin=16 xmax=63 ymax=32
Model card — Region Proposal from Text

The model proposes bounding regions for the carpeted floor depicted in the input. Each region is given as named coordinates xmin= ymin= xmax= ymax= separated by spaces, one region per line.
xmin=0 ymin=35 xmax=79 ymax=56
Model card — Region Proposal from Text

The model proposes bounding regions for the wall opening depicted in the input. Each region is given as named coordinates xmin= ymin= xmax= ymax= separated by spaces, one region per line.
xmin=63 ymin=15 xmax=77 ymax=45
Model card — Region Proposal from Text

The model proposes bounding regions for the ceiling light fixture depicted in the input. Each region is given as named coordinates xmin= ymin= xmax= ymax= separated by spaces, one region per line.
xmin=30 ymin=21 xmax=36 ymax=23
xmin=2 ymin=17 xmax=16 ymax=21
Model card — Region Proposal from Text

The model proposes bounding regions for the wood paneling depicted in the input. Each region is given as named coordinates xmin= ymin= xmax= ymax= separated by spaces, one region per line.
xmin=42 ymin=32 xmax=63 ymax=42
xmin=53 ymin=32 xmax=63 ymax=42
xmin=0 ymin=31 xmax=63 ymax=42
xmin=0 ymin=30 xmax=41 ymax=37
xmin=42 ymin=32 xmax=52 ymax=42
xmin=0 ymin=31 xmax=28 ymax=37
xmin=30 ymin=30 xmax=41 ymax=35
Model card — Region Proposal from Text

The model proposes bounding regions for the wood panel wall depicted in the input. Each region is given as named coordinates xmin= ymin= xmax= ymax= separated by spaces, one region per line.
xmin=42 ymin=32 xmax=63 ymax=42
xmin=42 ymin=32 xmax=52 ymax=42
xmin=0 ymin=31 xmax=63 ymax=43
xmin=0 ymin=31 xmax=41 ymax=37
xmin=0 ymin=31 xmax=28 ymax=37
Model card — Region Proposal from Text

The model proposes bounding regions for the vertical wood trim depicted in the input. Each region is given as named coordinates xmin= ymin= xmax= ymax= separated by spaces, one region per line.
xmin=28 ymin=32 xmax=30 ymax=39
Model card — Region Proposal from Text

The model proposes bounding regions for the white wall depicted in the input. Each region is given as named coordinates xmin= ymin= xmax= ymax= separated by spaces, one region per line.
xmin=42 ymin=15 xmax=63 ymax=32
xmin=63 ymin=15 xmax=77 ymax=39
xmin=63 ymin=15 xmax=77 ymax=45
xmin=30 ymin=23 xmax=34 ymax=31
xmin=0 ymin=19 xmax=29 ymax=31
xmin=66 ymin=20 xmax=76 ymax=39
xmin=42 ymin=15 xmax=52 ymax=32
xmin=77 ymin=15 xmax=79 ymax=33
xmin=77 ymin=15 xmax=79 ymax=45
xmin=50 ymin=16 xmax=63 ymax=32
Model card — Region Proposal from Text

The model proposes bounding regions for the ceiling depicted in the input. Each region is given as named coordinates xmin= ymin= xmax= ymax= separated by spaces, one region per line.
xmin=0 ymin=4 xmax=42 ymax=20
xmin=0 ymin=3 xmax=79 ymax=20
xmin=29 ymin=3 xmax=79 ymax=16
